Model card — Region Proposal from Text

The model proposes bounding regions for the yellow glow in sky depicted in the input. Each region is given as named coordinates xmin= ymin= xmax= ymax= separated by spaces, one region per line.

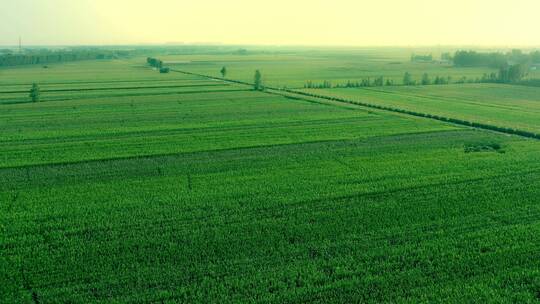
xmin=1 ymin=0 xmax=539 ymax=46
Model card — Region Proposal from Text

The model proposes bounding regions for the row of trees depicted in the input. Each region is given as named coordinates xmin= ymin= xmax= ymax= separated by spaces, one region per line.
xmin=405 ymin=65 xmax=527 ymax=86
xmin=453 ymin=51 xmax=507 ymax=68
xmin=410 ymin=52 xmax=453 ymax=62
xmin=410 ymin=54 xmax=433 ymax=62
xmin=497 ymin=63 xmax=529 ymax=83
xmin=409 ymin=49 xmax=540 ymax=69
xmin=304 ymin=74 xmax=447 ymax=88
xmin=404 ymin=73 xmax=453 ymax=86
xmin=0 ymin=50 xmax=119 ymax=67
xmin=305 ymin=77 xmax=395 ymax=89
xmin=304 ymin=63 xmax=528 ymax=89
xmin=304 ymin=80 xmax=333 ymax=89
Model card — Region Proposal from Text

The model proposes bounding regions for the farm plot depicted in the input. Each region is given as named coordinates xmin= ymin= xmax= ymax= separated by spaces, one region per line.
xmin=0 ymin=59 xmax=192 ymax=85
xmin=0 ymin=59 xmax=235 ymax=104
xmin=301 ymin=83 xmax=540 ymax=134
xmin=0 ymin=79 xmax=226 ymax=93
xmin=162 ymin=50 xmax=498 ymax=88
xmin=0 ymin=85 xmax=458 ymax=168
xmin=2 ymin=128 xmax=540 ymax=303
xmin=0 ymin=82 xmax=242 ymax=104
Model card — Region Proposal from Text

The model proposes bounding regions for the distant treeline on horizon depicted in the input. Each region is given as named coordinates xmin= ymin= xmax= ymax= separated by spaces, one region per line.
xmin=411 ymin=49 xmax=540 ymax=66
xmin=0 ymin=46 xmax=254 ymax=67
xmin=451 ymin=50 xmax=540 ymax=67
xmin=2 ymin=47 xmax=540 ymax=69
xmin=0 ymin=48 xmax=131 ymax=67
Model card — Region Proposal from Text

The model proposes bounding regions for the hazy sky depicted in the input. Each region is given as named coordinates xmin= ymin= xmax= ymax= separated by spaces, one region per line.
xmin=1 ymin=0 xmax=539 ymax=46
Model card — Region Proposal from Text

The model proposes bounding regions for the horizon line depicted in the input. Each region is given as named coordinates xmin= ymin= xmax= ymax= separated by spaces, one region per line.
xmin=1 ymin=43 xmax=540 ymax=49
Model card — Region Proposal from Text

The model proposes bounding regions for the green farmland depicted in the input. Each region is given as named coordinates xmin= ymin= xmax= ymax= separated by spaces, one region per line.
xmin=301 ymin=84 xmax=540 ymax=134
xmin=2 ymin=52 xmax=540 ymax=303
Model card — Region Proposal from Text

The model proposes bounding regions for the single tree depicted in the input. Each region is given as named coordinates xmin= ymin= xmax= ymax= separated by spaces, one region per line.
xmin=254 ymin=70 xmax=263 ymax=90
xmin=29 ymin=83 xmax=41 ymax=102
xmin=220 ymin=66 xmax=227 ymax=78
xmin=508 ymin=63 xmax=527 ymax=83
xmin=403 ymin=72 xmax=413 ymax=86
xmin=421 ymin=73 xmax=431 ymax=85
xmin=373 ymin=76 xmax=384 ymax=86
xmin=498 ymin=64 xmax=510 ymax=83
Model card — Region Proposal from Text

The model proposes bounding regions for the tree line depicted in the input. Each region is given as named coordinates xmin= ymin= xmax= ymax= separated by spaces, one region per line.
xmin=0 ymin=50 xmax=123 ymax=67
xmin=452 ymin=49 xmax=540 ymax=68
xmin=304 ymin=63 xmax=529 ymax=89
xmin=304 ymin=74 xmax=446 ymax=89
xmin=410 ymin=54 xmax=433 ymax=62
xmin=304 ymin=77 xmax=394 ymax=89
xmin=408 ymin=49 xmax=540 ymax=68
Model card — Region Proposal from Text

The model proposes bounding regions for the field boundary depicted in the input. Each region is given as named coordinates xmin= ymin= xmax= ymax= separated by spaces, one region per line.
xmin=170 ymin=68 xmax=540 ymax=140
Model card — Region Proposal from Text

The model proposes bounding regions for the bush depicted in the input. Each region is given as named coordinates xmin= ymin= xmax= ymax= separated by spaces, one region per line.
xmin=464 ymin=143 xmax=504 ymax=153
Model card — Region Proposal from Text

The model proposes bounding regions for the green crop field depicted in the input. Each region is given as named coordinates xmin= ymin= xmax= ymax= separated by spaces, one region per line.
xmin=300 ymin=84 xmax=540 ymax=134
xmin=2 ymin=51 xmax=540 ymax=303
